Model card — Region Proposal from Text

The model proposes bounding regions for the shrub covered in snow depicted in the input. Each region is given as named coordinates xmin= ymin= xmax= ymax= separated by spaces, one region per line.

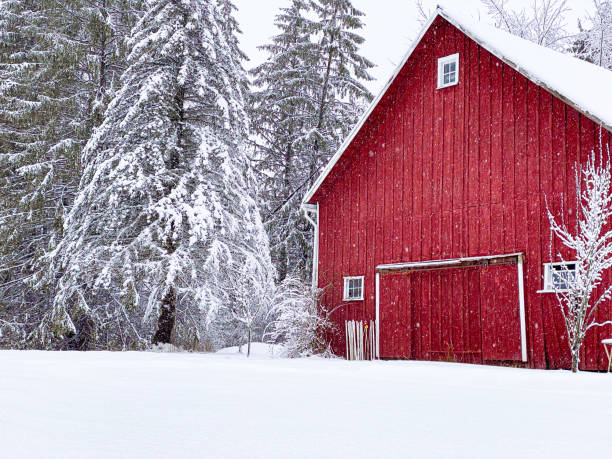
xmin=266 ymin=278 xmax=334 ymax=358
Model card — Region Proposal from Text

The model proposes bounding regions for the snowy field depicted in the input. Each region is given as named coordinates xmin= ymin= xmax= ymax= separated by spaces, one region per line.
xmin=2 ymin=346 xmax=611 ymax=459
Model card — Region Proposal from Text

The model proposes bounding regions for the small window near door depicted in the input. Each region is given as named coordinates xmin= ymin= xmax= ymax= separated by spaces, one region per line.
xmin=543 ymin=262 xmax=576 ymax=291
xmin=437 ymin=53 xmax=459 ymax=89
xmin=343 ymin=276 xmax=364 ymax=301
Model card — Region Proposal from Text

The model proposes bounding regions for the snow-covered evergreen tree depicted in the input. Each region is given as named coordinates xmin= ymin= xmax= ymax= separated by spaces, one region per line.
xmin=217 ymin=0 xmax=249 ymax=96
xmin=251 ymin=0 xmax=373 ymax=282
xmin=37 ymin=0 xmax=274 ymax=349
xmin=0 ymin=0 xmax=141 ymax=347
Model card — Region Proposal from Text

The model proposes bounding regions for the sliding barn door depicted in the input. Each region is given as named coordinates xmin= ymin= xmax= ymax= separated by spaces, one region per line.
xmin=377 ymin=261 xmax=523 ymax=363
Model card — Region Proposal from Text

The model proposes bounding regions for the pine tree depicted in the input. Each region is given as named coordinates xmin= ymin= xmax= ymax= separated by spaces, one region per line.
xmin=0 ymin=0 xmax=89 ymax=343
xmin=38 ymin=0 xmax=273 ymax=349
xmin=251 ymin=0 xmax=373 ymax=282
xmin=0 ymin=0 xmax=141 ymax=347
xmin=217 ymin=0 xmax=249 ymax=96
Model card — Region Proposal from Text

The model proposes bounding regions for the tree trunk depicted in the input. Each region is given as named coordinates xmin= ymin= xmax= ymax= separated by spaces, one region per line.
xmin=571 ymin=351 xmax=579 ymax=373
xmin=247 ymin=328 xmax=252 ymax=358
xmin=152 ymin=287 xmax=176 ymax=345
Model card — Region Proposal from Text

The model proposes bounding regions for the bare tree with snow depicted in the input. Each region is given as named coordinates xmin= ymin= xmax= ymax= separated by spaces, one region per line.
xmin=414 ymin=0 xmax=432 ymax=25
xmin=207 ymin=244 xmax=276 ymax=357
xmin=573 ymin=0 xmax=612 ymax=70
xmin=481 ymin=0 xmax=572 ymax=50
xmin=546 ymin=144 xmax=612 ymax=372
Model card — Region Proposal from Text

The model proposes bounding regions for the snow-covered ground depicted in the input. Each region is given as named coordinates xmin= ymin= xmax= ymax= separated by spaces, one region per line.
xmin=2 ymin=346 xmax=611 ymax=459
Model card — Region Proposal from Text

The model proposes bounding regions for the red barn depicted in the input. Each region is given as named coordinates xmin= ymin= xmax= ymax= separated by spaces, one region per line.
xmin=302 ymin=5 xmax=612 ymax=370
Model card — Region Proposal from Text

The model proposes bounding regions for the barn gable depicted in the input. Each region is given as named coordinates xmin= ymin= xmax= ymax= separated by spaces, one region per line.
xmin=304 ymin=4 xmax=612 ymax=370
xmin=304 ymin=4 xmax=612 ymax=205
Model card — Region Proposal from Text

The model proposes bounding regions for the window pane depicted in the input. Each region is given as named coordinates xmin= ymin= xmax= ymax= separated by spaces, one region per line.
xmin=346 ymin=278 xmax=362 ymax=298
xmin=444 ymin=74 xmax=450 ymax=84
xmin=550 ymin=264 xmax=576 ymax=290
xmin=449 ymin=62 xmax=456 ymax=72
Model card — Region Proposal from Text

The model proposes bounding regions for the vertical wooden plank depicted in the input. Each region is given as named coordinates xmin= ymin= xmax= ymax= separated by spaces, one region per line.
xmin=479 ymin=206 xmax=491 ymax=256
xmin=331 ymin=179 xmax=344 ymax=353
xmin=514 ymin=75 xmax=528 ymax=254
xmin=539 ymin=88 xmax=562 ymax=368
xmin=453 ymin=32 xmax=467 ymax=258
xmin=344 ymin=161 xmax=354 ymax=322
xmin=452 ymin=268 xmax=464 ymax=353
xmin=413 ymin=63 xmax=425 ymax=262
xmin=431 ymin=271 xmax=442 ymax=356
xmin=422 ymin=270 xmax=432 ymax=360
xmin=467 ymin=38 xmax=480 ymax=210
xmin=401 ymin=79 xmax=413 ymax=262
xmin=468 ymin=207 xmax=479 ymax=255
xmin=431 ymin=212 xmax=441 ymax=259
xmin=374 ymin=115 xmax=385 ymax=273
xmin=479 ymin=48 xmax=491 ymax=255
xmin=502 ymin=65 xmax=516 ymax=252
xmin=422 ymin=37 xmax=435 ymax=261
xmin=440 ymin=269 xmax=452 ymax=358
xmin=392 ymin=89 xmax=404 ymax=262
xmin=441 ymin=212 xmax=452 ymax=259
xmin=411 ymin=272 xmax=421 ymax=359
xmin=365 ymin=135 xmax=377 ymax=314
xmin=356 ymin=143 xmax=366 ymax=296
xmin=379 ymin=275 xmax=388 ymax=358
xmin=525 ymin=81 xmax=545 ymax=368
xmin=490 ymin=56 xmax=503 ymax=206
xmin=467 ymin=267 xmax=483 ymax=362
xmin=514 ymin=75 xmax=528 ymax=203
xmin=352 ymin=160 xmax=365 ymax=320
xmin=565 ymin=106 xmax=579 ymax=228
xmin=402 ymin=273 xmax=412 ymax=358
xmin=432 ymin=25 xmax=444 ymax=216
xmin=383 ymin=107 xmax=394 ymax=267
xmin=441 ymin=25 xmax=455 ymax=216
xmin=552 ymin=97 xmax=567 ymax=196
xmin=489 ymin=57 xmax=503 ymax=253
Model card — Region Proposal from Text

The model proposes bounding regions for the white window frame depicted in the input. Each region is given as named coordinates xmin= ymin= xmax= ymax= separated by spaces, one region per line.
xmin=343 ymin=276 xmax=364 ymax=301
xmin=437 ymin=53 xmax=459 ymax=89
xmin=542 ymin=262 xmax=577 ymax=292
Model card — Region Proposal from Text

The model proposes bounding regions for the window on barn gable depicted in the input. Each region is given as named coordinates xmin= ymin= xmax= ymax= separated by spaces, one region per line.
xmin=437 ymin=53 xmax=459 ymax=89
xmin=343 ymin=276 xmax=364 ymax=301
xmin=543 ymin=262 xmax=577 ymax=292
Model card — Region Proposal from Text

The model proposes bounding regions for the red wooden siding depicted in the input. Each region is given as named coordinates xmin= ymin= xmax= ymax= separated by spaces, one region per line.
xmin=312 ymin=16 xmax=612 ymax=370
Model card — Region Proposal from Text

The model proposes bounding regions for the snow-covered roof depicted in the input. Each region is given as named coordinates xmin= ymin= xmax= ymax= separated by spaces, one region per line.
xmin=303 ymin=4 xmax=612 ymax=204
